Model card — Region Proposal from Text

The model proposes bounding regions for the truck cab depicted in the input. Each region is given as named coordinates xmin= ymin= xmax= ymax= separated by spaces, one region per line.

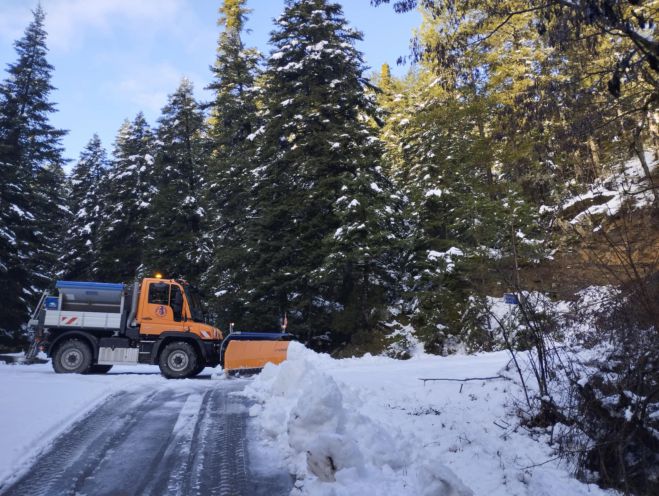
xmin=136 ymin=278 xmax=222 ymax=341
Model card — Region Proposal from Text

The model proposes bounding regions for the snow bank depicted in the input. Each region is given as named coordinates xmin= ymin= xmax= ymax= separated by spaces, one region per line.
xmin=243 ymin=344 xmax=615 ymax=496
xmin=242 ymin=342 xmax=472 ymax=495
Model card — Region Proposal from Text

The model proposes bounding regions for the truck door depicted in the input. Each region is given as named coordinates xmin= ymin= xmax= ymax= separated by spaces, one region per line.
xmin=140 ymin=281 xmax=187 ymax=336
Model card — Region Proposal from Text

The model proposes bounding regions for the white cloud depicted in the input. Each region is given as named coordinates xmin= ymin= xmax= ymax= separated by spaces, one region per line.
xmin=0 ymin=0 xmax=196 ymax=51
xmin=0 ymin=4 xmax=32 ymax=42
xmin=112 ymin=62 xmax=182 ymax=113
xmin=103 ymin=63 xmax=209 ymax=115
xmin=39 ymin=0 xmax=186 ymax=50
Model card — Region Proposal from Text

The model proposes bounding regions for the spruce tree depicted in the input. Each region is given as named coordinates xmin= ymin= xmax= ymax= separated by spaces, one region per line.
xmin=0 ymin=6 xmax=67 ymax=344
xmin=95 ymin=113 xmax=155 ymax=282
xmin=240 ymin=0 xmax=402 ymax=344
xmin=378 ymin=64 xmax=543 ymax=352
xmin=61 ymin=135 xmax=108 ymax=280
xmin=145 ymin=79 xmax=208 ymax=281
xmin=203 ymin=0 xmax=261 ymax=324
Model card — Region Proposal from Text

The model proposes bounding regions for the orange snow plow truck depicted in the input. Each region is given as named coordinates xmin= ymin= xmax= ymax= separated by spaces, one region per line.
xmin=24 ymin=278 xmax=291 ymax=378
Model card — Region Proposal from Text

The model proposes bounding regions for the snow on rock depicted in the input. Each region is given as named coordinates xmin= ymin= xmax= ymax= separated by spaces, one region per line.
xmin=306 ymin=434 xmax=364 ymax=482
xmin=561 ymin=152 xmax=657 ymax=226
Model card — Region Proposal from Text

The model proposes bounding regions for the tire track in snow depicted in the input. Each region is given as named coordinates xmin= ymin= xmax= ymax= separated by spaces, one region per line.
xmin=136 ymin=391 xmax=205 ymax=496
xmin=0 ymin=389 xmax=161 ymax=496
xmin=0 ymin=380 xmax=292 ymax=496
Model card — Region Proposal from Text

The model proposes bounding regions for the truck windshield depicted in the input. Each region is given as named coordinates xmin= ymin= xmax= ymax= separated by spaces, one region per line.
xmin=184 ymin=286 xmax=205 ymax=323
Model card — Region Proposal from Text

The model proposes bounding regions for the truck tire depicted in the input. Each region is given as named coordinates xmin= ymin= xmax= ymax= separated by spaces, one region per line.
xmin=88 ymin=365 xmax=113 ymax=374
xmin=159 ymin=341 xmax=199 ymax=379
xmin=188 ymin=361 xmax=206 ymax=378
xmin=52 ymin=339 xmax=92 ymax=374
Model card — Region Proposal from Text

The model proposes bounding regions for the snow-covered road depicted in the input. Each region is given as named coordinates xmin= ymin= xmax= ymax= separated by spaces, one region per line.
xmin=0 ymin=348 xmax=617 ymax=495
xmin=0 ymin=366 xmax=292 ymax=496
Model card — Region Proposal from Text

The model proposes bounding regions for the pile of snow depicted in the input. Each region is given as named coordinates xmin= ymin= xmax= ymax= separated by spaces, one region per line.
xmin=241 ymin=342 xmax=612 ymax=495
xmin=241 ymin=342 xmax=472 ymax=495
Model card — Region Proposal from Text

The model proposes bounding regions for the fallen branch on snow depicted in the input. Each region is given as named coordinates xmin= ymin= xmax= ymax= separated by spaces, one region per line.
xmin=419 ymin=375 xmax=511 ymax=385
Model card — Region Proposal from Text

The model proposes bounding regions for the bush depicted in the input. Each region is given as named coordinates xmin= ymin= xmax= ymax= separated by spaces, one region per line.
xmin=561 ymin=275 xmax=659 ymax=495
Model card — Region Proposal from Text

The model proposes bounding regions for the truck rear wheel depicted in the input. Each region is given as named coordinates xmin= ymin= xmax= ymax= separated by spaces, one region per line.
xmin=52 ymin=339 xmax=92 ymax=374
xmin=159 ymin=341 xmax=199 ymax=379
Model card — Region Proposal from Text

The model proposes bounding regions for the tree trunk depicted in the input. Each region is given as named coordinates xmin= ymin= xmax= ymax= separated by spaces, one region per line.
xmin=648 ymin=110 xmax=659 ymax=161
xmin=587 ymin=136 xmax=602 ymax=178
xmin=633 ymin=135 xmax=659 ymax=208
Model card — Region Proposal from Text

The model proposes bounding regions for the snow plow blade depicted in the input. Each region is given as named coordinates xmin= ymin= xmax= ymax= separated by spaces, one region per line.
xmin=221 ymin=332 xmax=292 ymax=373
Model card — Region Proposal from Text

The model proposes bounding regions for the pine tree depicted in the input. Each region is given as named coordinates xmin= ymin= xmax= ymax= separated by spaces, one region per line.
xmin=61 ymin=135 xmax=109 ymax=280
xmin=0 ymin=6 xmax=67 ymax=345
xmin=203 ymin=0 xmax=261 ymax=324
xmin=375 ymin=40 xmax=545 ymax=352
xmin=145 ymin=79 xmax=208 ymax=281
xmin=95 ymin=113 xmax=155 ymax=282
xmin=239 ymin=0 xmax=402 ymax=344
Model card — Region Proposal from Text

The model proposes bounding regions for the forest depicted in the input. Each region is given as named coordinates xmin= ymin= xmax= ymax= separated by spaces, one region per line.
xmin=0 ymin=1 xmax=657 ymax=493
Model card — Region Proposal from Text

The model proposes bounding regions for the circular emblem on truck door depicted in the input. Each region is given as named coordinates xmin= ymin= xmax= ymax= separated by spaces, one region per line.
xmin=155 ymin=305 xmax=166 ymax=317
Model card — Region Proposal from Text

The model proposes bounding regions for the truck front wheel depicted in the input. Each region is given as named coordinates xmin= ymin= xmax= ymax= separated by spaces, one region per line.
xmin=188 ymin=361 xmax=206 ymax=378
xmin=159 ymin=341 xmax=199 ymax=379
xmin=52 ymin=339 xmax=92 ymax=374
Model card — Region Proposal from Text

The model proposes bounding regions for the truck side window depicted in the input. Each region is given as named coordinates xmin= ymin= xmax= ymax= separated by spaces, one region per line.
xmin=148 ymin=282 xmax=169 ymax=305
xmin=170 ymin=286 xmax=183 ymax=322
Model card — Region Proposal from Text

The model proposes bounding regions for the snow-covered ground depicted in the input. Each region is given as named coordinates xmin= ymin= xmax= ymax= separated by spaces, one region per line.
xmin=0 ymin=348 xmax=617 ymax=495
xmin=242 ymin=343 xmax=617 ymax=496
xmin=0 ymin=362 xmax=164 ymax=485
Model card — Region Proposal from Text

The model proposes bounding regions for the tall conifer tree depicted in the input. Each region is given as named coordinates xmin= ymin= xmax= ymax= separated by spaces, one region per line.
xmin=204 ymin=0 xmax=261 ymax=323
xmin=95 ymin=113 xmax=155 ymax=282
xmin=61 ymin=135 xmax=108 ymax=280
xmin=239 ymin=0 xmax=402 ymax=343
xmin=145 ymin=79 xmax=208 ymax=281
xmin=0 ymin=6 xmax=66 ymax=343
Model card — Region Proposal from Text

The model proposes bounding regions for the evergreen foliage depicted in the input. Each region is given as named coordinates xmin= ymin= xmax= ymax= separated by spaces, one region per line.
xmin=145 ymin=79 xmax=209 ymax=282
xmin=375 ymin=16 xmax=550 ymax=352
xmin=61 ymin=135 xmax=109 ymax=280
xmin=204 ymin=0 xmax=261 ymax=321
xmin=230 ymin=0 xmax=403 ymax=345
xmin=0 ymin=6 xmax=66 ymax=344
xmin=372 ymin=1 xmax=658 ymax=99
xmin=95 ymin=113 xmax=155 ymax=282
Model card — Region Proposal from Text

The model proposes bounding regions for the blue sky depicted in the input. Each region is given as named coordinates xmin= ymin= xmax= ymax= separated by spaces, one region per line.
xmin=0 ymin=0 xmax=419 ymax=166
